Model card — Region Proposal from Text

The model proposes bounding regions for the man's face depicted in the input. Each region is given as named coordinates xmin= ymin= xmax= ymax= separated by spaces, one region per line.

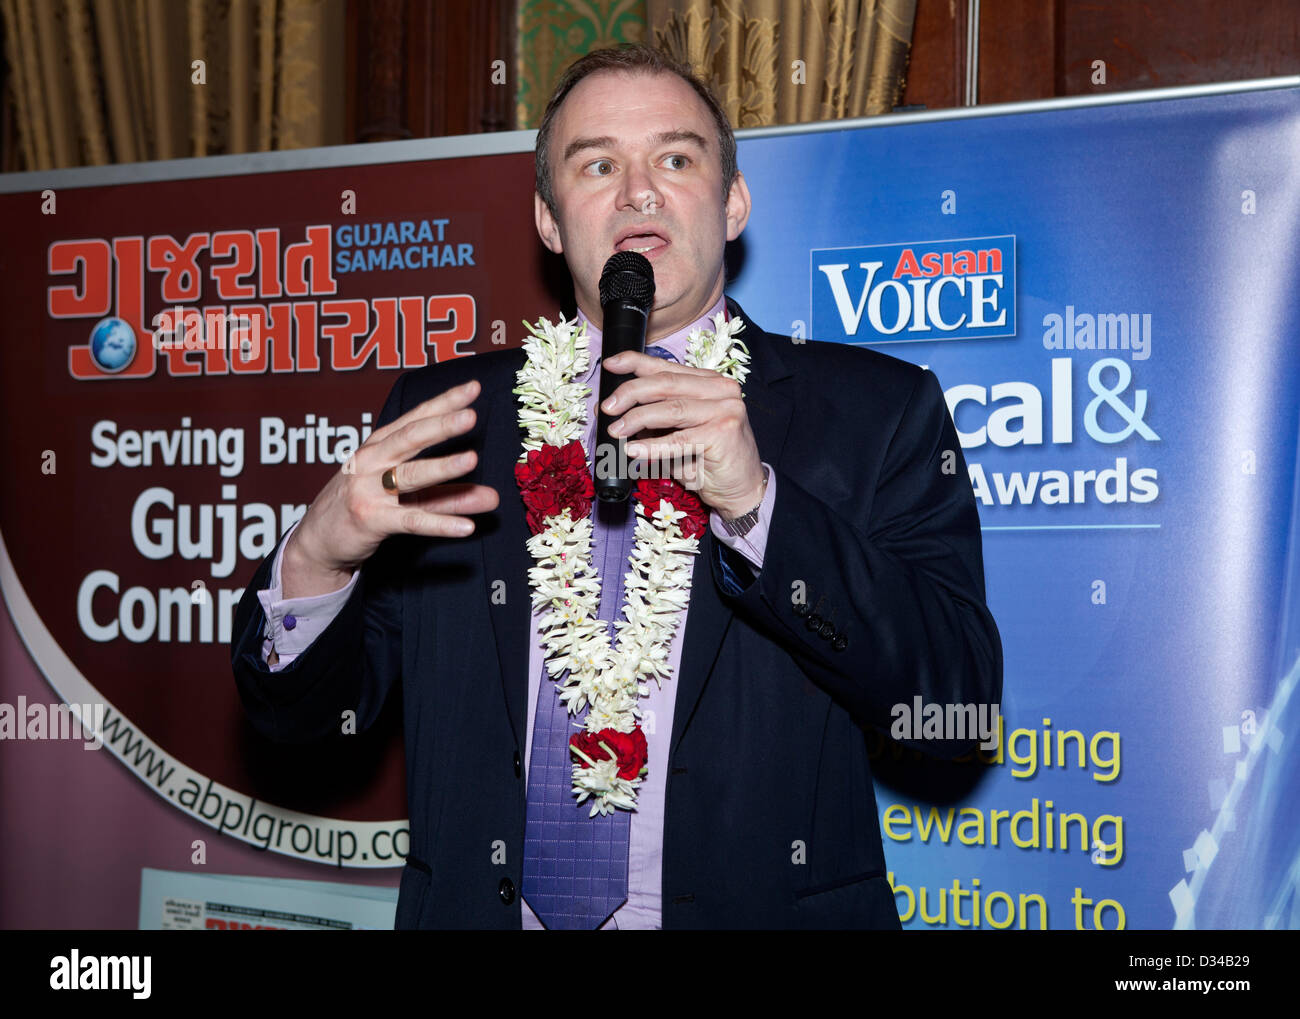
xmin=535 ymin=70 xmax=751 ymax=340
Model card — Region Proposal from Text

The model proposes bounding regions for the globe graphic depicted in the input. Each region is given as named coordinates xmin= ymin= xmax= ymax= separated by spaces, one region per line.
xmin=89 ymin=317 xmax=137 ymax=373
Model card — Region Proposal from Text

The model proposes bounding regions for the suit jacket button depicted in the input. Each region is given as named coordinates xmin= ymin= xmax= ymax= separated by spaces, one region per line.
xmin=499 ymin=877 xmax=516 ymax=904
xmin=832 ymin=633 xmax=848 ymax=651
xmin=819 ymin=619 xmax=836 ymax=639
xmin=792 ymin=601 xmax=810 ymax=617
xmin=513 ymin=750 xmax=522 ymax=778
xmin=806 ymin=613 xmax=823 ymax=632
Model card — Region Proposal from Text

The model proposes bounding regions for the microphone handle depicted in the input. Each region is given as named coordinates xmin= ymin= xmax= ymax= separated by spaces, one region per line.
xmin=593 ymin=300 xmax=648 ymax=502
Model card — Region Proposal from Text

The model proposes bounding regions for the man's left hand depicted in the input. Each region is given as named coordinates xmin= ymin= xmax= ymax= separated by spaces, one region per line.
xmin=602 ymin=350 xmax=765 ymax=518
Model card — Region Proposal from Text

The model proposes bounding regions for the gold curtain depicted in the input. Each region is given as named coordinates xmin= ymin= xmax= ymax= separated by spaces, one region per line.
xmin=1 ymin=0 xmax=343 ymax=171
xmin=648 ymin=0 xmax=916 ymax=127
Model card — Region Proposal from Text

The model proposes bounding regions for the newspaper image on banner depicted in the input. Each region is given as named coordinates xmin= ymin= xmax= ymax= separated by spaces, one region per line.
xmin=140 ymin=868 xmax=398 ymax=930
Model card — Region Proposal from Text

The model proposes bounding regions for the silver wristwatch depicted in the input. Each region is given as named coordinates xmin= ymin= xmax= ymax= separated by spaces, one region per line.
xmin=720 ymin=464 xmax=770 ymax=537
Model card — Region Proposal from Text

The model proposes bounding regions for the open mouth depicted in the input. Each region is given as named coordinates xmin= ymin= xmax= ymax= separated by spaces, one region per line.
xmin=614 ymin=228 xmax=670 ymax=256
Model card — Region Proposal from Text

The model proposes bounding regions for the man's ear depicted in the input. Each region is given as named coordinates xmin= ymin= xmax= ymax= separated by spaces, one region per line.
xmin=724 ymin=171 xmax=752 ymax=243
xmin=535 ymin=192 xmax=564 ymax=254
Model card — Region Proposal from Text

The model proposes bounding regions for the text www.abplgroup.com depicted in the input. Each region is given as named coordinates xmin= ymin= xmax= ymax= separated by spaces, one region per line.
xmin=96 ymin=703 xmax=408 ymax=865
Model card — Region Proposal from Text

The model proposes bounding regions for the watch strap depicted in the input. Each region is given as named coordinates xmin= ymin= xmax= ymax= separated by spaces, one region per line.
xmin=720 ymin=464 xmax=770 ymax=537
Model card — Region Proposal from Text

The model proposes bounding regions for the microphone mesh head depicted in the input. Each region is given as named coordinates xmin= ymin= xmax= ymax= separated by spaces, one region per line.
xmin=599 ymin=251 xmax=655 ymax=309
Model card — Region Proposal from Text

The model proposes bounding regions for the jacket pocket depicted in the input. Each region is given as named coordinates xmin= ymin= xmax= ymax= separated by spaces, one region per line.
xmin=394 ymin=855 xmax=432 ymax=929
xmin=793 ymin=870 xmax=900 ymax=929
xmin=794 ymin=869 xmax=884 ymax=900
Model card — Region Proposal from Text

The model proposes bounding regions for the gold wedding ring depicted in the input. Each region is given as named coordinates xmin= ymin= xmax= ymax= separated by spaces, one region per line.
xmin=381 ymin=467 xmax=399 ymax=493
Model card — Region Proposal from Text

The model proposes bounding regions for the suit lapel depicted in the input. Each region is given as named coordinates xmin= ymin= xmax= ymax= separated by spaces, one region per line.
xmin=480 ymin=353 xmax=533 ymax=746
xmin=668 ymin=298 xmax=795 ymax=756
xmin=482 ymin=300 xmax=796 ymax=756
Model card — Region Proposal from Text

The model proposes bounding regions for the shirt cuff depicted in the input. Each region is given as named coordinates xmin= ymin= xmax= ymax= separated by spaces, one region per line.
xmin=257 ymin=519 xmax=360 ymax=672
xmin=709 ymin=461 xmax=776 ymax=571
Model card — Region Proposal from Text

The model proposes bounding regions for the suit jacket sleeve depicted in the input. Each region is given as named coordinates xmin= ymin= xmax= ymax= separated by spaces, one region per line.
xmin=710 ymin=365 xmax=1002 ymax=753
xmin=229 ymin=370 xmax=411 ymax=743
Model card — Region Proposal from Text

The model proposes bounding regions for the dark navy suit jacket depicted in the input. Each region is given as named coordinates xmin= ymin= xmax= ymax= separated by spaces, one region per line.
xmin=230 ymin=298 xmax=1002 ymax=928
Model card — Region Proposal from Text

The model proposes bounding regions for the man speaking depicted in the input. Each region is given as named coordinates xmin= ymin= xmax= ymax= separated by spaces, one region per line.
xmin=230 ymin=44 xmax=1002 ymax=929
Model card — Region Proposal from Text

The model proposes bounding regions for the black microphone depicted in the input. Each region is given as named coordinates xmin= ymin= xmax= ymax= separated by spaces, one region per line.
xmin=593 ymin=251 xmax=655 ymax=502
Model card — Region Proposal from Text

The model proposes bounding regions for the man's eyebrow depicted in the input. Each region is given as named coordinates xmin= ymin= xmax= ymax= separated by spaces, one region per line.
xmin=563 ymin=135 xmax=616 ymax=162
xmin=562 ymin=129 xmax=710 ymax=163
xmin=649 ymin=129 xmax=709 ymax=150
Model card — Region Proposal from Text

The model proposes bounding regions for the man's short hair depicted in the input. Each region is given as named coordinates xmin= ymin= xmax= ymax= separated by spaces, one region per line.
xmin=534 ymin=43 xmax=739 ymax=215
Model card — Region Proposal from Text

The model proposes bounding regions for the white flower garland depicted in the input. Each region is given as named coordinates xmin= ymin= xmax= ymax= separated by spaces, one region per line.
xmin=514 ymin=311 xmax=749 ymax=815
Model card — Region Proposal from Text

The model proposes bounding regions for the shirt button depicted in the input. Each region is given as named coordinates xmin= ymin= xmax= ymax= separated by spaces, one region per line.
xmin=806 ymin=613 xmax=823 ymax=632
xmin=792 ymin=601 xmax=810 ymax=617
xmin=283 ymin=614 xmax=297 ymax=630
xmin=498 ymin=877 xmax=516 ymax=904
xmin=819 ymin=619 xmax=836 ymax=639
xmin=513 ymin=750 xmax=522 ymax=778
xmin=832 ymin=633 xmax=849 ymax=652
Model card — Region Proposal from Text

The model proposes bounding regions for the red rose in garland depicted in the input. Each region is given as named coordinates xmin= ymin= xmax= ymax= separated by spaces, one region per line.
xmin=570 ymin=726 xmax=649 ymax=780
xmin=634 ymin=477 xmax=708 ymax=539
xmin=603 ymin=727 xmax=649 ymax=779
xmin=515 ymin=440 xmax=594 ymax=534
xmin=568 ymin=729 xmax=606 ymax=767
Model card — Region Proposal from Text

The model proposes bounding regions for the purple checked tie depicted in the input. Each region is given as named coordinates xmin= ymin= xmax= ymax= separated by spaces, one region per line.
xmin=521 ymin=344 xmax=677 ymax=929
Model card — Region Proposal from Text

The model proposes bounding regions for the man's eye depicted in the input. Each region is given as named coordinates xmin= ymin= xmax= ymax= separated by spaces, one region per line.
xmin=587 ymin=159 xmax=614 ymax=176
xmin=663 ymin=154 xmax=690 ymax=170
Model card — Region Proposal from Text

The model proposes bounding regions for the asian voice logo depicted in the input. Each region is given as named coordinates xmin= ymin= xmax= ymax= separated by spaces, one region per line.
xmin=811 ymin=235 xmax=1015 ymax=343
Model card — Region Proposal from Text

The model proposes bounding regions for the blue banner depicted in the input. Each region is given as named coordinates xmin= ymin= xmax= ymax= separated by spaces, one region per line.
xmin=733 ymin=85 xmax=1300 ymax=929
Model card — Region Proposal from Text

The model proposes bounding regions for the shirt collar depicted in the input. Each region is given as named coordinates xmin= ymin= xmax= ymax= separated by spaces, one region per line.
xmin=576 ymin=295 xmax=728 ymax=384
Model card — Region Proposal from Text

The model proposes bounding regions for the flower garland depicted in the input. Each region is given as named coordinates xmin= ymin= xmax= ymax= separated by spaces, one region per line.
xmin=512 ymin=310 xmax=750 ymax=815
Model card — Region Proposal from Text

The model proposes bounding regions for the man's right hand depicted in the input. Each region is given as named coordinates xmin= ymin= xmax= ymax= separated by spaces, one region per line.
xmin=281 ymin=378 xmax=499 ymax=599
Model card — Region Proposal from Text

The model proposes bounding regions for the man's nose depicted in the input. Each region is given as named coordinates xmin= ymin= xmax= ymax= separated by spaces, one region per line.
xmin=618 ymin=165 xmax=662 ymax=216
